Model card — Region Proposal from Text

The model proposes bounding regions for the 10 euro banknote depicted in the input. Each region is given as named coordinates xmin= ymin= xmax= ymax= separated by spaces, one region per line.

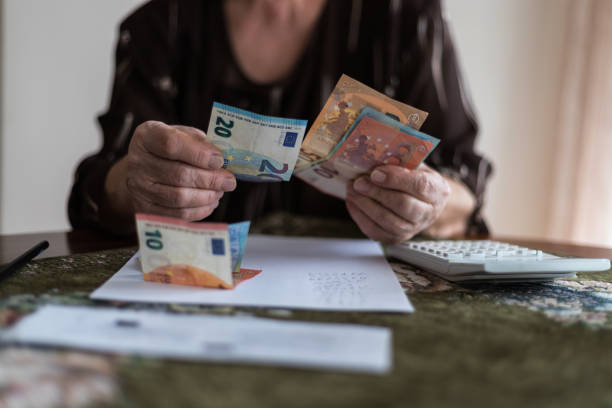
xmin=206 ymin=102 xmax=307 ymax=181
xmin=135 ymin=213 xmax=258 ymax=289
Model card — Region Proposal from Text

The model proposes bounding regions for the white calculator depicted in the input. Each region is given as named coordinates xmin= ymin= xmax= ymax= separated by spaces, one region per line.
xmin=387 ymin=240 xmax=611 ymax=282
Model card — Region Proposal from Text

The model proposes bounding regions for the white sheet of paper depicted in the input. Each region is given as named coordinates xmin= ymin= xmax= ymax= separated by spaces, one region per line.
xmin=90 ymin=235 xmax=413 ymax=313
xmin=2 ymin=305 xmax=392 ymax=374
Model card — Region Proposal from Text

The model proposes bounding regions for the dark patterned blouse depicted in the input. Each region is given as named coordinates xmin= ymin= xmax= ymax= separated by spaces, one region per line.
xmin=68 ymin=0 xmax=492 ymax=236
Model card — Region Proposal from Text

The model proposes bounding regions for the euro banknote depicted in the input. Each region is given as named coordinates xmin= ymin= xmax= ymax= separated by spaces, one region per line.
xmin=297 ymin=74 xmax=428 ymax=168
xmin=228 ymin=221 xmax=250 ymax=273
xmin=206 ymin=102 xmax=308 ymax=181
xmin=296 ymin=108 xmax=439 ymax=199
xmin=135 ymin=213 xmax=255 ymax=289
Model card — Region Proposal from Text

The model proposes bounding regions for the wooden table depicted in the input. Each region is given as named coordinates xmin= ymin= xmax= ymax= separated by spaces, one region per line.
xmin=0 ymin=229 xmax=137 ymax=264
xmin=1 ymin=229 xmax=610 ymax=265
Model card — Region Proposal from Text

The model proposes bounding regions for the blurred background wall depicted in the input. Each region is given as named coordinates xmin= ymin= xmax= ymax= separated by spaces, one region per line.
xmin=0 ymin=0 xmax=609 ymax=246
xmin=445 ymin=0 xmax=570 ymax=239
xmin=0 ymin=0 xmax=143 ymax=234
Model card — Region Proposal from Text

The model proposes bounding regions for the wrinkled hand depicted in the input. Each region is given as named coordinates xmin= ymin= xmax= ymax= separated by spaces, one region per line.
xmin=124 ymin=121 xmax=236 ymax=220
xmin=346 ymin=164 xmax=450 ymax=244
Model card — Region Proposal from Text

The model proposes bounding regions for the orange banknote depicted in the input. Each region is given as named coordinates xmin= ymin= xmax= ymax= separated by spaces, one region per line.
xmin=296 ymin=108 xmax=439 ymax=200
xmin=330 ymin=116 xmax=437 ymax=176
xmin=144 ymin=266 xmax=261 ymax=289
xmin=298 ymin=74 xmax=428 ymax=166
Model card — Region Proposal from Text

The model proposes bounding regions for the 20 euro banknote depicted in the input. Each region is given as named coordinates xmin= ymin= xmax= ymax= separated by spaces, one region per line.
xmin=135 ymin=214 xmax=254 ymax=289
xmin=206 ymin=102 xmax=308 ymax=181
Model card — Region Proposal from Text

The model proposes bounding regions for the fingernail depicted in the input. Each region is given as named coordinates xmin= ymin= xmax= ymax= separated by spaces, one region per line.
xmin=222 ymin=178 xmax=236 ymax=191
xmin=371 ymin=170 xmax=386 ymax=183
xmin=209 ymin=155 xmax=224 ymax=169
xmin=353 ymin=178 xmax=371 ymax=193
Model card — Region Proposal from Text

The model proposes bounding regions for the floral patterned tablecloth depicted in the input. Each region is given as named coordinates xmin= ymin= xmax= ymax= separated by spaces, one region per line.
xmin=1 ymin=214 xmax=611 ymax=408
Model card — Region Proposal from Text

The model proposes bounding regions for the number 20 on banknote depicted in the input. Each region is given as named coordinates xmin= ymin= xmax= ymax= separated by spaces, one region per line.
xmin=212 ymin=115 xmax=289 ymax=178
xmin=206 ymin=102 xmax=308 ymax=181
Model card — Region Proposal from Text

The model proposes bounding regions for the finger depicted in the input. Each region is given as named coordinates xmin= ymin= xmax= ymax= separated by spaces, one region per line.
xmin=127 ymin=177 xmax=224 ymax=209
xmin=425 ymin=220 xmax=465 ymax=238
xmin=346 ymin=186 xmax=416 ymax=240
xmin=136 ymin=156 xmax=236 ymax=191
xmin=368 ymin=165 xmax=450 ymax=204
xmin=172 ymin=125 xmax=207 ymax=140
xmin=137 ymin=121 xmax=224 ymax=169
xmin=345 ymin=200 xmax=400 ymax=244
xmin=133 ymin=200 xmax=220 ymax=222
xmin=352 ymin=176 xmax=434 ymax=225
xmin=128 ymin=181 xmax=221 ymax=221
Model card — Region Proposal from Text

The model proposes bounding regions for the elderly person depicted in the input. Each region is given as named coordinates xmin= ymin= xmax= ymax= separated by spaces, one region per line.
xmin=69 ymin=0 xmax=491 ymax=243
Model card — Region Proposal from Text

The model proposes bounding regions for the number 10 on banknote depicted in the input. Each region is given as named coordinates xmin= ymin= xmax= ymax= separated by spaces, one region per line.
xmin=206 ymin=102 xmax=308 ymax=181
xmin=135 ymin=213 xmax=252 ymax=289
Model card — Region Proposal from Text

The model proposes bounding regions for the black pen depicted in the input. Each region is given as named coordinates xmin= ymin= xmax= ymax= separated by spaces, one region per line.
xmin=0 ymin=240 xmax=49 ymax=282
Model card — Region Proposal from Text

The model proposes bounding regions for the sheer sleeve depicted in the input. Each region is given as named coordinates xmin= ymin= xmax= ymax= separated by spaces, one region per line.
xmin=68 ymin=1 xmax=180 ymax=234
xmin=395 ymin=0 xmax=493 ymax=235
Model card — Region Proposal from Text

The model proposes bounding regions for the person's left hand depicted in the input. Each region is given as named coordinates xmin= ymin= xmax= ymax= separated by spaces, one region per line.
xmin=346 ymin=164 xmax=450 ymax=244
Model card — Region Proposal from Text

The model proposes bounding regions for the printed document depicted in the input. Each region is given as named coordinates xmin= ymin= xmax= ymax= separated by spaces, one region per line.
xmin=90 ymin=235 xmax=413 ymax=312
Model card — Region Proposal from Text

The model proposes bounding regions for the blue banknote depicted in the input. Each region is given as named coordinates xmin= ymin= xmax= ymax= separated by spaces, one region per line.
xmin=206 ymin=102 xmax=308 ymax=181
xmin=228 ymin=221 xmax=250 ymax=272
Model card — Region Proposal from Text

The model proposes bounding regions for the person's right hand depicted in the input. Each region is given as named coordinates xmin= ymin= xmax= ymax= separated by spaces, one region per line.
xmin=106 ymin=120 xmax=236 ymax=222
